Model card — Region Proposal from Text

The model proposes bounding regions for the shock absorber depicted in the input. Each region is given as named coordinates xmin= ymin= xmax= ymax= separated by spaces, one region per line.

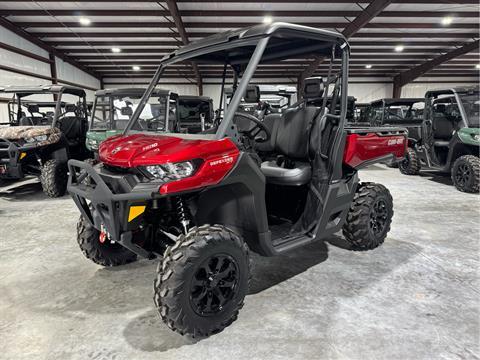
xmin=176 ymin=197 xmax=190 ymax=235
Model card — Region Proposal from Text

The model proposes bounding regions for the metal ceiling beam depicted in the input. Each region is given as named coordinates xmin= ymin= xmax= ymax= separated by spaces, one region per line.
xmin=2 ymin=10 xmax=478 ymax=18
xmin=12 ymin=22 xmax=478 ymax=29
xmin=0 ymin=16 xmax=100 ymax=80
xmin=58 ymin=47 xmax=452 ymax=54
xmin=33 ymin=32 xmax=479 ymax=39
xmin=165 ymin=0 xmax=203 ymax=95
xmin=46 ymin=40 xmax=471 ymax=47
xmin=4 ymin=0 xmax=477 ymax=3
xmin=392 ymin=39 xmax=480 ymax=97
xmin=298 ymin=0 xmax=393 ymax=95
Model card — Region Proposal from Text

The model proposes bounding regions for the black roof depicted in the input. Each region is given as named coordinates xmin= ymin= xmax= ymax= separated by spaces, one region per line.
xmin=371 ymin=98 xmax=424 ymax=106
xmin=0 ymin=84 xmax=86 ymax=97
xmin=178 ymin=95 xmax=213 ymax=102
xmin=426 ymin=86 xmax=480 ymax=97
xmin=95 ymin=87 xmax=173 ymax=97
xmin=162 ymin=22 xmax=349 ymax=65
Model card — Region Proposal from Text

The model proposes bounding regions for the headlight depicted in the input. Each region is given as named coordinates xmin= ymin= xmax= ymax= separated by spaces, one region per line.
xmin=472 ymin=134 xmax=480 ymax=142
xmin=88 ymin=139 xmax=99 ymax=148
xmin=25 ymin=134 xmax=48 ymax=143
xmin=144 ymin=161 xmax=197 ymax=182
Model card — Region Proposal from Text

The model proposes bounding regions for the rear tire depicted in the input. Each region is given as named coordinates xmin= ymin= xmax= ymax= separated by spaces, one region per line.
xmin=399 ymin=147 xmax=421 ymax=175
xmin=342 ymin=182 xmax=393 ymax=250
xmin=451 ymin=155 xmax=480 ymax=193
xmin=76 ymin=214 xmax=137 ymax=266
xmin=40 ymin=159 xmax=68 ymax=197
xmin=154 ymin=225 xmax=250 ymax=338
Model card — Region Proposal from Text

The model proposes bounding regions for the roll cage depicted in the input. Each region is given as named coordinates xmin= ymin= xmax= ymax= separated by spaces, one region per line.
xmin=0 ymin=85 xmax=88 ymax=128
xmin=424 ymin=86 xmax=479 ymax=129
xmin=124 ymin=22 xmax=350 ymax=145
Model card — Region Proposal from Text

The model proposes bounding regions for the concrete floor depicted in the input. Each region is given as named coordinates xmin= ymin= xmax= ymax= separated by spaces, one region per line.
xmin=0 ymin=166 xmax=478 ymax=360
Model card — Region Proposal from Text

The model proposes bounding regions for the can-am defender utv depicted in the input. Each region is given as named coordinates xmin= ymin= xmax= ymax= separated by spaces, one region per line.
xmin=0 ymin=85 xmax=90 ymax=197
xmin=399 ymin=87 xmax=479 ymax=193
xmin=86 ymin=88 xmax=181 ymax=156
xmin=363 ymin=98 xmax=425 ymax=167
xmin=68 ymin=23 xmax=407 ymax=337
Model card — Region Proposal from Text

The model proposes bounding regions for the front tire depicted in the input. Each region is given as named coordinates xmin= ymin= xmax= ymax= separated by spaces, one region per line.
xmin=40 ymin=159 xmax=68 ymax=197
xmin=154 ymin=225 xmax=250 ymax=338
xmin=399 ymin=147 xmax=421 ymax=175
xmin=342 ymin=182 xmax=394 ymax=250
xmin=76 ymin=215 xmax=137 ymax=266
xmin=451 ymin=155 xmax=480 ymax=193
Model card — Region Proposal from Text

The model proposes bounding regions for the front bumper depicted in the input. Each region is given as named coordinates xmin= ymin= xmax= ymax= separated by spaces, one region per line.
xmin=0 ymin=138 xmax=24 ymax=179
xmin=67 ymin=159 xmax=163 ymax=258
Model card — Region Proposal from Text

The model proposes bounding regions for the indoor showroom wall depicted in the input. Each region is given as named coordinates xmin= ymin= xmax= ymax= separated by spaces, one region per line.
xmin=401 ymin=77 xmax=478 ymax=98
xmin=0 ymin=25 xmax=101 ymax=123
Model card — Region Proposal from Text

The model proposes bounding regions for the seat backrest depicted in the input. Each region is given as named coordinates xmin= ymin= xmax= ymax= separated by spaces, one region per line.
xmin=275 ymin=106 xmax=319 ymax=159
xmin=255 ymin=113 xmax=281 ymax=153
xmin=60 ymin=116 xmax=84 ymax=142
xmin=272 ymin=77 xmax=324 ymax=160
xmin=433 ymin=113 xmax=454 ymax=140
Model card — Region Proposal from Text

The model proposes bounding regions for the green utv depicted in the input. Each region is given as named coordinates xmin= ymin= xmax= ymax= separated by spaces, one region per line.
xmin=86 ymin=88 xmax=215 ymax=155
xmin=0 ymin=85 xmax=90 ymax=197
xmin=399 ymin=86 xmax=480 ymax=193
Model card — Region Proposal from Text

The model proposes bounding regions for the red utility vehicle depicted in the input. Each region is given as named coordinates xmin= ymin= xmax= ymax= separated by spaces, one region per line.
xmin=68 ymin=23 xmax=407 ymax=338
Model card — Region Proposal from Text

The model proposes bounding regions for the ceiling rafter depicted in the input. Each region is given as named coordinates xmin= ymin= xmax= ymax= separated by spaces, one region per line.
xmin=393 ymin=39 xmax=480 ymax=97
xmin=298 ymin=0 xmax=394 ymax=94
xmin=165 ymin=0 xmax=203 ymax=95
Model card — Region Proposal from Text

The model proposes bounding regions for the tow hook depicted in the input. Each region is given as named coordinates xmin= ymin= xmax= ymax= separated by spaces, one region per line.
xmin=99 ymin=224 xmax=112 ymax=244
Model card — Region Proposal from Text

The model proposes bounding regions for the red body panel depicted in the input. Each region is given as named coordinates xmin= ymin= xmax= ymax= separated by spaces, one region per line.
xmin=343 ymin=133 xmax=407 ymax=168
xmin=99 ymin=134 xmax=240 ymax=194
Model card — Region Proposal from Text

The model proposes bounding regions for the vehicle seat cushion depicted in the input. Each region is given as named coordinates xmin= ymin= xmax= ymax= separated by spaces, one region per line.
xmin=261 ymin=160 xmax=311 ymax=186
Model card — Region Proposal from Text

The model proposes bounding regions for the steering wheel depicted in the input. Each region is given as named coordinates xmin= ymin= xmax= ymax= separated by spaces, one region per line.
xmin=234 ymin=112 xmax=271 ymax=143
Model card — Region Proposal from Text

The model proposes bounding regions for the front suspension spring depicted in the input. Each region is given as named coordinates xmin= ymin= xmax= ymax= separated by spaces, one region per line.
xmin=176 ymin=197 xmax=190 ymax=235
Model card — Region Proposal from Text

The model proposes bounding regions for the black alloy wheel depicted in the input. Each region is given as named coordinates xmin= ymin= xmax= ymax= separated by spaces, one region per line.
xmin=190 ymin=254 xmax=239 ymax=316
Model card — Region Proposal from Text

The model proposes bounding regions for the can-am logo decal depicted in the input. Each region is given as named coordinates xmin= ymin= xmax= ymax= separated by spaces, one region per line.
xmin=209 ymin=156 xmax=234 ymax=166
xmin=388 ymin=138 xmax=404 ymax=146
xmin=111 ymin=146 xmax=122 ymax=154
xmin=143 ymin=142 xmax=158 ymax=151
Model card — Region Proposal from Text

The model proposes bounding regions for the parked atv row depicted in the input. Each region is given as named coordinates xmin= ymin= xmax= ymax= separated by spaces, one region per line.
xmin=356 ymin=88 xmax=479 ymax=193
xmin=67 ymin=23 xmax=408 ymax=338
xmin=0 ymin=85 xmax=90 ymax=197
xmin=399 ymin=87 xmax=479 ymax=193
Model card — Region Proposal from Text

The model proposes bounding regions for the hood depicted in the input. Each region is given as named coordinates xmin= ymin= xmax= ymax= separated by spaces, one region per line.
xmin=0 ymin=126 xmax=61 ymax=147
xmin=0 ymin=126 xmax=58 ymax=140
xmin=99 ymin=133 xmax=238 ymax=168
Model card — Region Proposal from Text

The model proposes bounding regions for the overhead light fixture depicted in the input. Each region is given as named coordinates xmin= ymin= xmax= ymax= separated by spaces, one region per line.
xmin=132 ymin=65 xmax=141 ymax=71
xmin=365 ymin=64 xmax=372 ymax=69
xmin=111 ymin=47 xmax=121 ymax=53
xmin=79 ymin=17 xmax=91 ymax=26
xmin=394 ymin=45 xmax=404 ymax=52
xmin=476 ymin=64 xmax=480 ymax=69
xmin=263 ymin=15 xmax=273 ymax=24
xmin=441 ymin=16 xmax=453 ymax=26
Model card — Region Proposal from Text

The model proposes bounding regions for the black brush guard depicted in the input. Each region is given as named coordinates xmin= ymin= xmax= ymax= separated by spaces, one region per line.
xmin=67 ymin=159 xmax=161 ymax=258
xmin=0 ymin=138 xmax=23 ymax=179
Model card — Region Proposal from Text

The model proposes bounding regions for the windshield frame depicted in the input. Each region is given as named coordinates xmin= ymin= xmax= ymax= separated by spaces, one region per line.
xmin=123 ymin=25 xmax=350 ymax=142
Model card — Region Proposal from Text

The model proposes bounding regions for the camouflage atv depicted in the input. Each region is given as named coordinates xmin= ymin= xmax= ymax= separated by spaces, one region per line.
xmin=0 ymin=85 xmax=90 ymax=197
